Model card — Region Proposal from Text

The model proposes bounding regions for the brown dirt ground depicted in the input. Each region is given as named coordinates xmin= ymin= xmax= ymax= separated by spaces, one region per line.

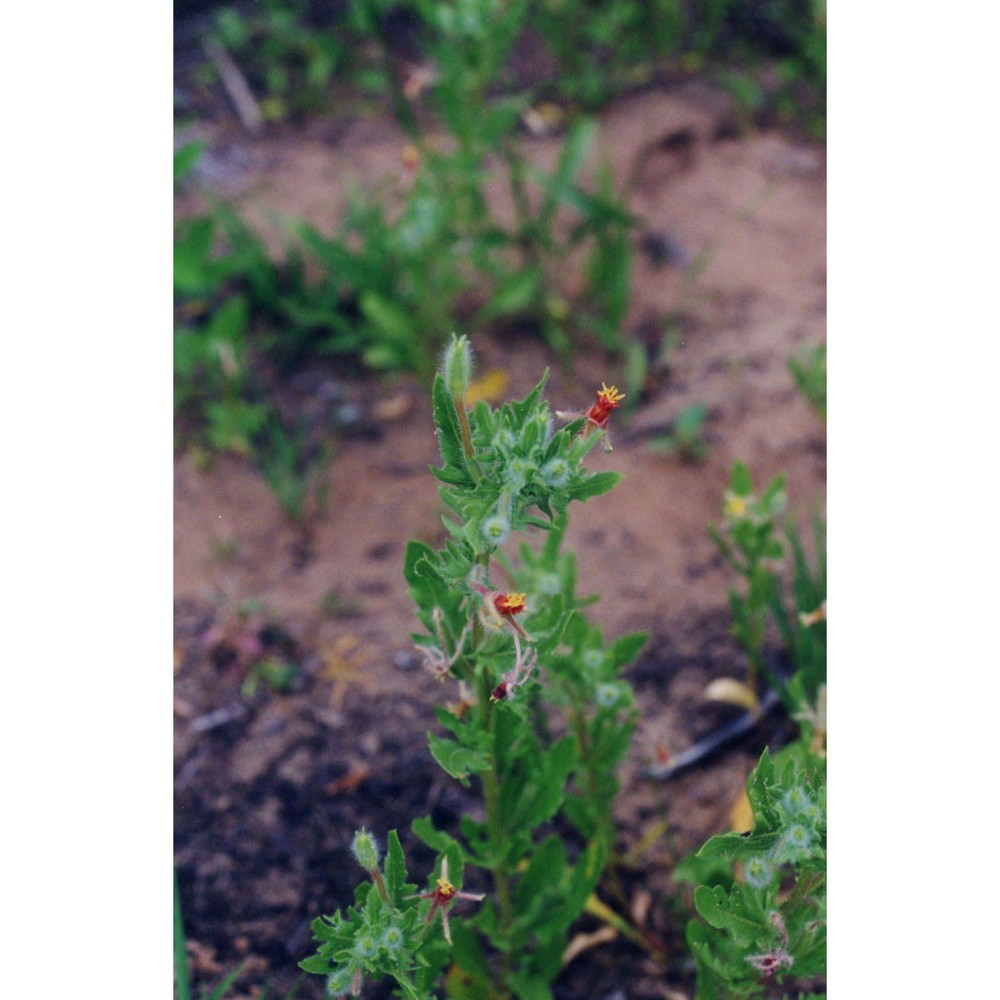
xmin=174 ymin=81 xmax=825 ymax=1000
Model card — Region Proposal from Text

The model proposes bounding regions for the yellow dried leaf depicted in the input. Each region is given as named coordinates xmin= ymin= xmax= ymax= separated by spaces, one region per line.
xmin=373 ymin=393 xmax=413 ymax=422
xmin=703 ymin=677 xmax=759 ymax=713
xmin=730 ymin=788 xmax=753 ymax=833
xmin=562 ymin=926 xmax=617 ymax=967
xmin=464 ymin=368 xmax=509 ymax=406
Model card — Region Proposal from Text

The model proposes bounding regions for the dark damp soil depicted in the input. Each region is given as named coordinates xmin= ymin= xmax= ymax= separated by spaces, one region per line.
xmin=175 ymin=593 xmax=797 ymax=999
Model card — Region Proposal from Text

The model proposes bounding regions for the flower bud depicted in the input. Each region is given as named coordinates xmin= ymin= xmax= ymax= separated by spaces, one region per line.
xmin=595 ymin=683 xmax=620 ymax=707
xmin=351 ymin=828 xmax=381 ymax=871
xmin=540 ymin=457 xmax=571 ymax=488
xmin=442 ymin=334 xmax=473 ymax=400
xmin=743 ymin=855 xmax=774 ymax=889
xmin=326 ymin=967 xmax=354 ymax=998
xmin=481 ymin=513 xmax=511 ymax=545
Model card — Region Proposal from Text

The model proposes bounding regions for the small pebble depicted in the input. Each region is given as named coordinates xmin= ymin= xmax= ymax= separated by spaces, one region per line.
xmin=394 ymin=650 xmax=418 ymax=671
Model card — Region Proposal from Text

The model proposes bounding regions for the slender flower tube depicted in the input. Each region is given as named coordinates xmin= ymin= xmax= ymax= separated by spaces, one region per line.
xmin=408 ymin=858 xmax=485 ymax=944
xmin=557 ymin=383 xmax=626 ymax=451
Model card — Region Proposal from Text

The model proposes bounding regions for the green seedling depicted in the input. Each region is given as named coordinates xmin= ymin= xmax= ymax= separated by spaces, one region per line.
xmin=788 ymin=343 xmax=826 ymax=423
xmin=708 ymin=462 xmax=787 ymax=703
xmin=649 ymin=402 xmax=710 ymax=462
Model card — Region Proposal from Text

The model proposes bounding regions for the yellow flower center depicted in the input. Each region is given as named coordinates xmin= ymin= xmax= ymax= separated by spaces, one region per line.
xmin=598 ymin=383 xmax=625 ymax=405
xmin=436 ymin=877 xmax=456 ymax=897
xmin=496 ymin=592 xmax=526 ymax=615
xmin=724 ymin=494 xmax=748 ymax=518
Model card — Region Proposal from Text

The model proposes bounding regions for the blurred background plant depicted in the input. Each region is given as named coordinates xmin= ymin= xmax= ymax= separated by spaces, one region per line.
xmin=174 ymin=0 xmax=825 ymax=509
xmin=789 ymin=342 xmax=827 ymax=423
xmin=648 ymin=401 xmax=711 ymax=462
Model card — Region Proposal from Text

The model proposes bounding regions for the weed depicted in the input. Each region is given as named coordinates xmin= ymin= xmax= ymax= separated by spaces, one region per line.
xmin=301 ymin=336 xmax=647 ymax=996
xmin=253 ymin=414 xmax=332 ymax=524
xmin=649 ymin=402 xmax=711 ymax=462
xmin=789 ymin=342 xmax=826 ymax=423
xmin=212 ymin=0 xmax=366 ymax=120
xmin=319 ymin=589 xmax=365 ymax=621
xmin=677 ymin=743 xmax=826 ymax=997
xmin=708 ymin=461 xmax=787 ymax=702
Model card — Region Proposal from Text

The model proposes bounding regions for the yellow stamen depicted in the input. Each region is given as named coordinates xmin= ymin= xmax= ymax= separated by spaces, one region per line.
xmin=598 ymin=383 xmax=625 ymax=404
xmin=436 ymin=877 xmax=455 ymax=895
xmin=724 ymin=494 xmax=748 ymax=518
xmin=497 ymin=592 xmax=526 ymax=614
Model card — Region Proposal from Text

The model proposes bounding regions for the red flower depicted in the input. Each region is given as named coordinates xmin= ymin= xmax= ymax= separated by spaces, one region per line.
xmin=409 ymin=858 xmax=484 ymax=944
xmin=557 ymin=383 xmax=626 ymax=451
xmin=472 ymin=584 xmax=531 ymax=639
xmin=586 ymin=383 xmax=625 ymax=429
xmin=493 ymin=592 xmax=526 ymax=616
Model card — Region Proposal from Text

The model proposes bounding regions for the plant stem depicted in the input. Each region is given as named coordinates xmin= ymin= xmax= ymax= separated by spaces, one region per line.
xmin=455 ymin=396 xmax=481 ymax=483
xmin=469 ymin=549 xmax=514 ymax=995
xmin=477 ymin=644 xmax=515 ymax=994
xmin=370 ymin=867 xmax=390 ymax=905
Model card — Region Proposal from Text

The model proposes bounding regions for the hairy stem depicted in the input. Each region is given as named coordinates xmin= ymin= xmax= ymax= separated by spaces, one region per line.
xmin=455 ymin=397 xmax=481 ymax=482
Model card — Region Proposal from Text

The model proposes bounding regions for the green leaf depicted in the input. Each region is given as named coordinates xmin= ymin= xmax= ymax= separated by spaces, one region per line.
xmin=696 ymin=831 xmax=781 ymax=861
xmin=538 ymin=119 xmax=598 ymax=229
xmin=360 ymin=293 xmax=419 ymax=363
xmin=206 ymin=294 xmax=248 ymax=345
xmin=450 ymin=920 xmax=492 ymax=984
xmin=478 ymin=267 xmax=541 ymax=322
xmin=427 ymin=732 xmax=489 ymax=783
xmin=731 ymin=461 xmax=753 ymax=496
xmin=509 ymin=971 xmax=554 ymax=1000
xmin=297 ymin=954 xmax=332 ymax=975
xmin=205 ymin=964 xmax=246 ymax=1000
xmin=512 ymin=737 xmax=575 ymax=828
xmin=385 ymin=830 xmax=407 ymax=905
xmin=432 ymin=373 xmax=466 ymax=470
xmin=174 ymin=141 xmax=205 ymax=184
xmin=174 ymin=216 xmax=217 ymax=296
xmin=568 ymin=471 xmax=623 ymax=501
xmin=391 ymin=974 xmax=425 ymax=1000
xmin=514 ymin=835 xmax=567 ymax=910
xmin=747 ymin=748 xmax=781 ymax=832
xmin=693 ymin=885 xmax=768 ymax=948
xmin=403 ymin=541 xmax=440 ymax=589
xmin=309 ymin=915 xmax=338 ymax=942
xmin=174 ymin=873 xmax=192 ymax=1000
xmin=609 ymin=631 xmax=648 ymax=669
xmin=431 ymin=464 xmax=474 ymax=486
xmin=411 ymin=816 xmax=458 ymax=854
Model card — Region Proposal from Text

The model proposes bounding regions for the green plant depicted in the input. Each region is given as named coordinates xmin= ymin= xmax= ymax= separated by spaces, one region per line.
xmin=531 ymin=0 xmax=685 ymax=107
xmin=649 ymin=402 xmax=710 ymax=462
xmin=213 ymin=0 xmax=364 ymax=120
xmin=677 ymin=743 xmax=826 ymax=997
xmin=708 ymin=462 xmax=787 ymax=703
xmin=679 ymin=457 xmax=826 ymax=995
xmin=788 ymin=343 xmax=826 ymax=423
xmin=174 ymin=159 xmax=342 ymax=514
xmin=708 ymin=459 xmax=826 ymax=720
xmin=360 ymin=0 xmax=637 ymax=358
xmin=302 ymin=335 xmax=647 ymax=997
xmin=254 ymin=414 xmax=332 ymax=524
xmin=770 ymin=516 xmax=826 ymax=746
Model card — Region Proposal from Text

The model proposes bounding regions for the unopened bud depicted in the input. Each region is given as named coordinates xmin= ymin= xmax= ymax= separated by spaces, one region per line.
xmin=481 ymin=513 xmax=511 ymax=545
xmin=351 ymin=828 xmax=381 ymax=871
xmin=540 ymin=457 xmax=570 ymax=488
xmin=442 ymin=334 xmax=474 ymax=400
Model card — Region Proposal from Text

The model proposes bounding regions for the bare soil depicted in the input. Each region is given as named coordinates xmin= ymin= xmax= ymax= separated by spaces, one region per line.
xmin=174 ymin=81 xmax=825 ymax=1000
